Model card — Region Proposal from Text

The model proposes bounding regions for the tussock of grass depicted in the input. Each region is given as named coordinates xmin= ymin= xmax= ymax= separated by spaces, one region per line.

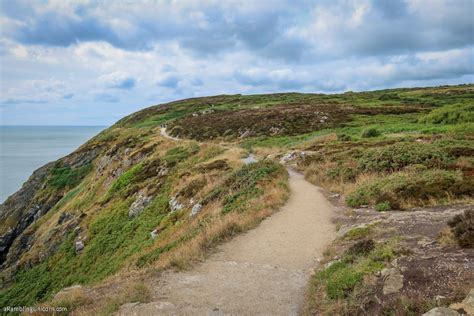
xmin=307 ymin=240 xmax=396 ymax=312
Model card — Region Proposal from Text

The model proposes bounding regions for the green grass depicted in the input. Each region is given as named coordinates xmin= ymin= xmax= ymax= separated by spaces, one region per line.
xmin=315 ymin=241 xmax=395 ymax=299
xmin=107 ymin=163 xmax=144 ymax=198
xmin=419 ymin=103 xmax=474 ymax=124
xmin=48 ymin=163 xmax=92 ymax=190
xmin=343 ymin=224 xmax=375 ymax=240
xmin=0 ymin=191 xmax=170 ymax=306
xmin=203 ymin=160 xmax=286 ymax=214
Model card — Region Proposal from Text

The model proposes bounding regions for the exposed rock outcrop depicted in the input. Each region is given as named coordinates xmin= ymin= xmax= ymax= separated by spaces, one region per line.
xmin=129 ymin=190 xmax=153 ymax=217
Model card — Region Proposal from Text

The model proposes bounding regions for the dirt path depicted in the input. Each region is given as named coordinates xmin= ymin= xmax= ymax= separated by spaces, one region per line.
xmin=160 ymin=126 xmax=180 ymax=141
xmin=118 ymin=168 xmax=336 ymax=316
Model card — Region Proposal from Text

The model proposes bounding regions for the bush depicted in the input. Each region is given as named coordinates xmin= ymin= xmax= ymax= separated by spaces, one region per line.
xmin=346 ymin=169 xmax=473 ymax=209
xmin=419 ymin=103 xmax=474 ymax=124
xmin=378 ymin=93 xmax=400 ymax=101
xmin=448 ymin=209 xmax=474 ymax=248
xmin=357 ymin=143 xmax=450 ymax=173
xmin=361 ymin=128 xmax=380 ymax=138
xmin=347 ymin=239 xmax=375 ymax=256
xmin=375 ymin=201 xmax=391 ymax=212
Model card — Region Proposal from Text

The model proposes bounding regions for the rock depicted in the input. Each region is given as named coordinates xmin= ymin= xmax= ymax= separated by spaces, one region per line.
xmin=239 ymin=129 xmax=251 ymax=138
xmin=53 ymin=285 xmax=90 ymax=302
xmin=150 ymin=229 xmax=159 ymax=239
xmin=450 ymin=288 xmax=474 ymax=315
xmin=129 ymin=191 xmax=152 ymax=217
xmin=382 ymin=268 xmax=404 ymax=295
xmin=279 ymin=151 xmax=297 ymax=164
xmin=330 ymin=194 xmax=341 ymax=199
xmin=75 ymin=240 xmax=84 ymax=252
xmin=190 ymin=203 xmax=203 ymax=217
xmin=169 ymin=197 xmax=183 ymax=212
xmin=57 ymin=212 xmax=73 ymax=225
xmin=97 ymin=155 xmax=111 ymax=173
xmin=158 ymin=167 xmax=169 ymax=177
xmin=422 ymin=307 xmax=460 ymax=316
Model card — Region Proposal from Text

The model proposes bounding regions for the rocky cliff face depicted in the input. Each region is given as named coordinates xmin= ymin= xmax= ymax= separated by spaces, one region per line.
xmin=0 ymin=139 xmax=103 ymax=282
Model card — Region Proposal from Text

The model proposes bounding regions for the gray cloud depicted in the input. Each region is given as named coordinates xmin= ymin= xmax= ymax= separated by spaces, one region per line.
xmin=109 ymin=78 xmax=135 ymax=90
xmin=0 ymin=0 xmax=473 ymax=125
xmin=157 ymin=75 xmax=180 ymax=89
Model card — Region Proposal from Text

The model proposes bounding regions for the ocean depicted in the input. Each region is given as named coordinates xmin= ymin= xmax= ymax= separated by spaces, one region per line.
xmin=0 ymin=126 xmax=106 ymax=203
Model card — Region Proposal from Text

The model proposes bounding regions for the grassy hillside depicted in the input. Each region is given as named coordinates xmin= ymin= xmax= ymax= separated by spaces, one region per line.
xmin=0 ymin=84 xmax=472 ymax=314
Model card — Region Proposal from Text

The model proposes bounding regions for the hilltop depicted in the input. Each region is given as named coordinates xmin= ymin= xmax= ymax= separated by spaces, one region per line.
xmin=0 ymin=84 xmax=473 ymax=314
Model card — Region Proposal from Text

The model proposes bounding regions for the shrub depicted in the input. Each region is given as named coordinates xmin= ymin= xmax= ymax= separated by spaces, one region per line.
xmin=419 ymin=103 xmax=474 ymax=124
xmin=346 ymin=169 xmax=473 ymax=209
xmin=347 ymin=239 xmax=375 ymax=256
xmin=375 ymin=201 xmax=391 ymax=212
xmin=448 ymin=209 xmax=474 ymax=248
xmin=344 ymin=225 xmax=374 ymax=239
xmin=337 ymin=134 xmax=352 ymax=141
xmin=361 ymin=128 xmax=380 ymax=138
xmin=357 ymin=143 xmax=450 ymax=173
xmin=326 ymin=166 xmax=357 ymax=182
xmin=378 ymin=93 xmax=400 ymax=101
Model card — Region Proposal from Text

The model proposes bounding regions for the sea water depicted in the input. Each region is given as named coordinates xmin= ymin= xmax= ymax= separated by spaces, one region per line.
xmin=0 ymin=126 xmax=106 ymax=203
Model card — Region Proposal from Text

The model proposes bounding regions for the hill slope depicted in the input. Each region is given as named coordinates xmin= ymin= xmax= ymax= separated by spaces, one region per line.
xmin=0 ymin=84 xmax=473 ymax=314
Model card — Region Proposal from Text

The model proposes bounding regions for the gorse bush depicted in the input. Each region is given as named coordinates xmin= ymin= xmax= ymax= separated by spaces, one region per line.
xmin=419 ymin=103 xmax=474 ymax=124
xmin=357 ymin=143 xmax=450 ymax=173
xmin=346 ymin=169 xmax=473 ymax=209
xmin=361 ymin=128 xmax=380 ymax=138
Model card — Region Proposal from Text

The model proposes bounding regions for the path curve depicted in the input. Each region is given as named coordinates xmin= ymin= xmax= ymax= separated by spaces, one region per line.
xmin=160 ymin=126 xmax=180 ymax=141
xmin=118 ymin=168 xmax=336 ymax=315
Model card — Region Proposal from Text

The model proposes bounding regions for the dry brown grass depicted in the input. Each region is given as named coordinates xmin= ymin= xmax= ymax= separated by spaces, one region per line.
xmin=304 ymin=160 xmax=362 ymax=194
xmin=63 ymin=161 xmax=288 ymax=315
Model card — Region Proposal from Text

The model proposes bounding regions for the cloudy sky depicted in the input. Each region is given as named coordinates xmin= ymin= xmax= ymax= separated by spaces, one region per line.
xmin=0 ymin=0 xmax=473 ymax=125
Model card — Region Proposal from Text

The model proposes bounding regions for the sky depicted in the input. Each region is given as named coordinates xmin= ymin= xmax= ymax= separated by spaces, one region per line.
xmin=0 ymin=0 xmax=473 ymax=126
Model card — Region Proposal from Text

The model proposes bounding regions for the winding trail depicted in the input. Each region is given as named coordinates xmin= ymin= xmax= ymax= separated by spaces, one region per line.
xmin=121 ymin=130 xmax=336 ymax=315
xmin=119 ymin=167 xmax=336 ymax=315
xmin=160 ymin=126 xmax=180 ymax=141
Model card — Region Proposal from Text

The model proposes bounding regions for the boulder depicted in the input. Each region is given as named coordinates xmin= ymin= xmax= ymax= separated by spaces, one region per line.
xmin=422 ymin=307 xmax=460 ymax=316
xmin=150 ymin=229 xmax=159 ymax=239
xmin=450 ymin=288 xmax=474 ymax=315
xmin=382 ymin=268 xmax=404 ymax=295
xmin=57 ymin=212 xmax=73 ymax=225
xmin=190 ymin=203 xmax=203 ymax=217
xmin=129 ymin=191 xmax=152 ymax=217
xmin=169 ymin=197 xmax=183 ymax=212
xmin=75 ymin=240 xmax=84 ymax=252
